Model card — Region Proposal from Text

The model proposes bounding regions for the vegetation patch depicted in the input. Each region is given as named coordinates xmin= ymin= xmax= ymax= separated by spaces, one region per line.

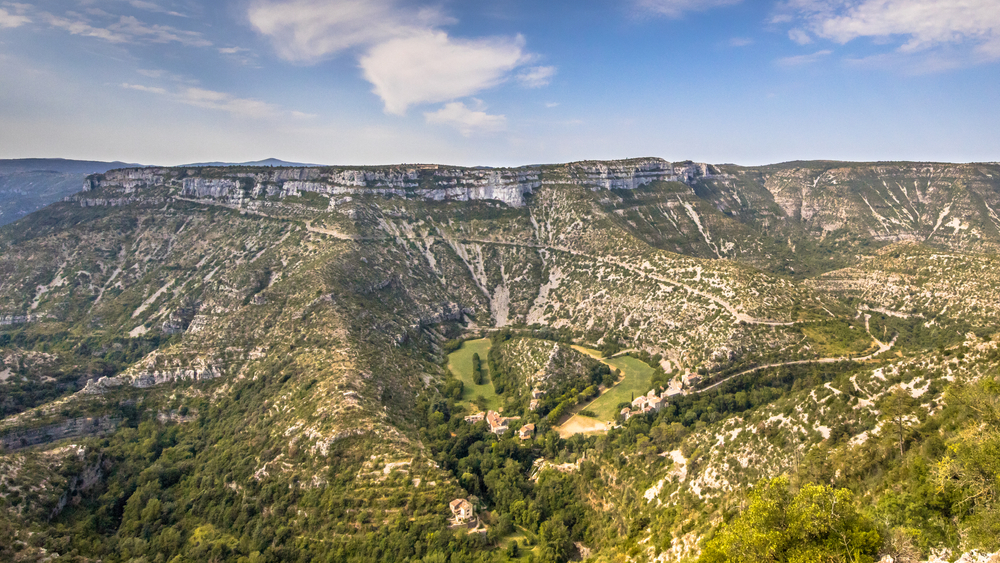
xmin=800 ymin=319 xmax=877 ymax=357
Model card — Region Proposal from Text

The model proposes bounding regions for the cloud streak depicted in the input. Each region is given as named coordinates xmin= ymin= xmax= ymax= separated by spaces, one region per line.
xmin=776 ymin=49 xmax=832 ymax=66
xmin=517 ymin=66 xmax=556 ymax=88
xmin=33 ymin=9 xmax=211 ymax=47
xmin=424 ymin=101 xmax=506 ymax=136
xmin=637 ymin=0 xmax=742 ymax=18
xmin=121 ymin=82 xmax=304 ymax=119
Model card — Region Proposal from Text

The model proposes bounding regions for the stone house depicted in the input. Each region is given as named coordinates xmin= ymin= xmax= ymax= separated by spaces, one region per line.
xmin=449 ymin=498 xmax=474 ymax=523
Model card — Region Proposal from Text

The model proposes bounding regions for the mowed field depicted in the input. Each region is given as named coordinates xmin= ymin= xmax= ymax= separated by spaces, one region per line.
xmin=556 ymin=347 xmax=657 ymax=437
xmin=447 ymin=338 xmax=501 ymax=412
xmin=587 ymin=356 xmax=655 ymax=420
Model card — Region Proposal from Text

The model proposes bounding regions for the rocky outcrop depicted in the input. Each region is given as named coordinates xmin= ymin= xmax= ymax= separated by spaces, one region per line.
xmin=0 ymin=417 xmax=120 ymax=451
xmin=0 ymin=313 xmax=44 ymax=326
xmin=411 ymin=302 xmax=474 ymax=329
xmin=49 ymin=455 xmax=104 ymax=520
xmin=64 ymin=196 xmax=167 ymax=207
xmin=82 ymin=363 xmax=223 ymax=394
xmin=161 ymin=303 xmax=200 ymax=335
xmin=86 ymin=168 xmax=169 ymax=192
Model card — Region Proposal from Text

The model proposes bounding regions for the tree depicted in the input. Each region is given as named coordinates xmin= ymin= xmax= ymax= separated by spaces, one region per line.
xmin=934 ymin=378 xmax=1000 ymax=550
xmin=472 ymin=353 xmax=485 ymax=385
xmin=699 ymin=477 xmax=881 ymax=563
xmin=880 ymin=386 xmax=915 ymax=457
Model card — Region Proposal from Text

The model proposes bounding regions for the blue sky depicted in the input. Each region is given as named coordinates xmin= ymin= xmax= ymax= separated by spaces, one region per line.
xmin=1 ymin=0 xmax=998 ymax=166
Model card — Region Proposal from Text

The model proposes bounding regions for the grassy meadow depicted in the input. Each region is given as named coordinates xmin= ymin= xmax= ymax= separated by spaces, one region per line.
xmin=447 ymin=338 xmax=501 ymax=412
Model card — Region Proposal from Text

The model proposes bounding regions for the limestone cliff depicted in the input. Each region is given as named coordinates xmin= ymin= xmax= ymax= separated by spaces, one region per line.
xmin=84 ymin=158 xmax=714 ymax=208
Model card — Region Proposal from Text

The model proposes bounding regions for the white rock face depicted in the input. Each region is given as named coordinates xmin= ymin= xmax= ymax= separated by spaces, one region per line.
xmin=182 ymin=178 xmax=242 ymax=198
xmin=86 ymin=158 xmax=715 ymax=208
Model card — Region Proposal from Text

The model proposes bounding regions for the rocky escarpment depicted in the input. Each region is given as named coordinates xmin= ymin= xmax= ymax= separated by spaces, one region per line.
xmin=567 ymin=158 xmax=723 ymax=190
xmin=82 ymin=158 xmax=718 ymax=209
xmin=0 ymin=417 xmax=120 ymax=451
xmin=177 ymin=166 xmax=543 ymax=207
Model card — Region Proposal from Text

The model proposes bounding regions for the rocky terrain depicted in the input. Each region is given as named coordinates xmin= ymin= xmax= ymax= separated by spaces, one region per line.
xmin=1 ymin=157 xmax=999 ymax=562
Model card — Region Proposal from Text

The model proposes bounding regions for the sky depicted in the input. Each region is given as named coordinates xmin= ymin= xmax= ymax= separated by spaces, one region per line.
xmin=1 ymin=0 xmax=999 ymax=167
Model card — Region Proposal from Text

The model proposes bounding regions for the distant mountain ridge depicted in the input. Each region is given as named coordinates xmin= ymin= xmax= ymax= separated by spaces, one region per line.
xmin=0 ymin=158 xmax=142 ymax=174
xmin=177 ymin=158 xmax=325 ymax=167
xmin=0 ymin=158 xmax=144 ymax=226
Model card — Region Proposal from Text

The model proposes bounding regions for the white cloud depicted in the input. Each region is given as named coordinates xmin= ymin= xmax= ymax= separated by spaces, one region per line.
xmin=517 ymin=66 xmax=556 ymax=88
xmin=788 ymin=28 xmax=811 ymax=44
xmin=776 ymin=49 xmax=832 ymax=66
xmin=249 ymin=0 xmax=545 ymax=116
xmin=637 ymin=0 xmax=742 ymax=18
xmin=781 ymin=0 xmax=1000 ymax=62
xmin=545 ymin=102 xmax=560 ymax=108
xmin=360 ymin=30 xmax=527 ymax=115
xmin=424 ymin=101 xmax=506 ymax=136
xmin=121 ymin=82 xmax=293 ymax=119
xmin=729 ymin=37 xmax=754 ymax=47
xmin=247 ymin=0 xmax=450 ymax=63
xmin=0 ymin=8 xmax=30 ymax=28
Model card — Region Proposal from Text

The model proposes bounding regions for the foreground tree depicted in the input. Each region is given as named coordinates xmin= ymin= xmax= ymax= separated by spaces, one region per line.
xmin=934 ymin=378 xmax=1000 ymax=551
xmin=699 ymin=477 xmax=881 ymax=563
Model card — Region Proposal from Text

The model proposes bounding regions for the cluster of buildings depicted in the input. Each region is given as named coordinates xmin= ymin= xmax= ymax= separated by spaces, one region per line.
xmin=463 ymin=410 xmax=535 ymax=440
xmin=619 ymin=384 xmax=683 ymax=422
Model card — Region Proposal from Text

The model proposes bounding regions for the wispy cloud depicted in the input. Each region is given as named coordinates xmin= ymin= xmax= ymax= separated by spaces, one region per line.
xmin=517 ymin=66 xmax=556 ymax=88
xmin=121 ymin=82 xmax=168 ymax=95
xmin=248 ymin=0 xmax=549 ymax=115
xmin=728 ymin=37 xmax=754 ymax=47
xmin=121 ymin=82 xmax=304 ymax=119
xmin=247 ymin=0 xmax=450 ymax=62
xmin=776 ymin=49 xmax=832 ymax=66
xmin=124 ymin=0 xmax=189 ymax=18
xmin=424 ymin=101 xmax=506 ymax=136
xmin=777 ymin=0 xmax=1000 ymax=66
xmin=637 ymin=0 xmax=742 ymax=18
xmin=0 ymin=7 xmax=30 ymax=28
xmin=36 ymin=10 xmax=210 ymax=47
xmin=788 ymin=28 xmax=811 ymax=44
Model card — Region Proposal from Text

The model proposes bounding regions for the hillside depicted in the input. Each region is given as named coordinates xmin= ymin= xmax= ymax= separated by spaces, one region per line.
xmin=1 ymin=158 xmax=999 ymax=562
